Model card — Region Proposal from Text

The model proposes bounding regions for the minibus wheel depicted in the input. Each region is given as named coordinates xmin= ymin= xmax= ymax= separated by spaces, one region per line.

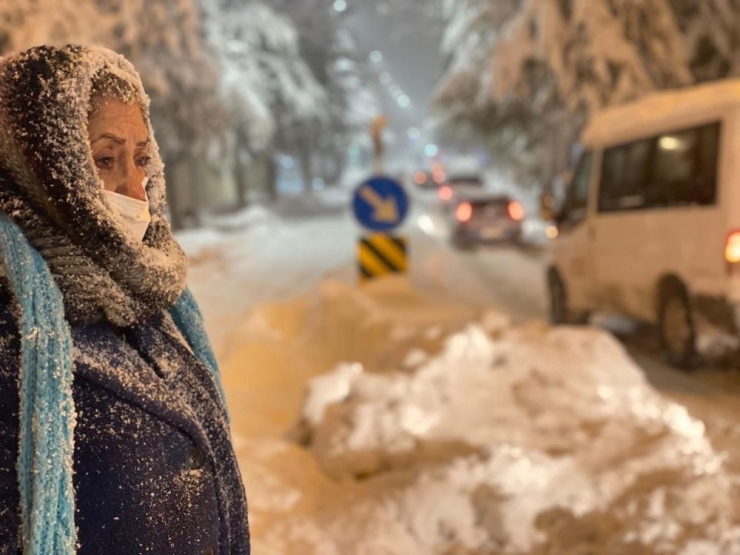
xmin=658 ymin=282 xmax=698 ymax=369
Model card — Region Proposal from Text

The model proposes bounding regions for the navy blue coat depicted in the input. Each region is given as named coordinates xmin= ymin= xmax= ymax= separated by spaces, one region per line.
xmin=0 ymin=294 xmax=250 ymax=554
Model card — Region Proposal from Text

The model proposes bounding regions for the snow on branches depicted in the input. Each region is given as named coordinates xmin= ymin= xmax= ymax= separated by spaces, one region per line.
xmin=434 ymin=0 xmax=740 ymax=184
xmin=205 ymin=1 xmax=329 ymax=153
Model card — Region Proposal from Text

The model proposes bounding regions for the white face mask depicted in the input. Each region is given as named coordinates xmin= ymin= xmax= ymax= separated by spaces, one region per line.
xmin=104 ymin=183 xmax=151 ymax=242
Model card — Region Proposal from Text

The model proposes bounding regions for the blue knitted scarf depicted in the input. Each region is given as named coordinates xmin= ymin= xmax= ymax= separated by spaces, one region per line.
xmin=0 ymin=214 xmax=226 ymax=555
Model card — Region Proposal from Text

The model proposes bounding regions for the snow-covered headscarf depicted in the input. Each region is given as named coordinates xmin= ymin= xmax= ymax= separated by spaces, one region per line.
xmin=0 ymin=44 xmax=187 ymax=326
xmin=0 ymin=45 xmax=225 ymax=554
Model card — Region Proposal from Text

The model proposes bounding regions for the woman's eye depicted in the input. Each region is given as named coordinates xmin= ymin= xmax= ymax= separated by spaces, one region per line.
xmin=136 ymin=155 xmax=151 ymax=168
xmin=95 ymin=156 xmax=114 ymax=170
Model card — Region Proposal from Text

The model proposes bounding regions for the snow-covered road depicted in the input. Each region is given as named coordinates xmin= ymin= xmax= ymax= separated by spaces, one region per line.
xmin=181 ymin=191 xmax=550 ymax=357
xmin=180 ymin=190 xmax=740 ymax=554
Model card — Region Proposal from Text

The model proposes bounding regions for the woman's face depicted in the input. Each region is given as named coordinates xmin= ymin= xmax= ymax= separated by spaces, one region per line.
xmin=88 ymin=97 xmax=151 ymax=201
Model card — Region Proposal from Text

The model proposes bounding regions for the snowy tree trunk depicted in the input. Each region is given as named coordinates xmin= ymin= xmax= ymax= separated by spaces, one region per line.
xmin=325 ymin=150 xmax=345 ymax=186
xmin=234 ymin=157 xmax=249 ymax=209
xmin=234 ymin=128 xmax=250 ymax=209
xmin=265 ymin=153 xmax=278 ymax=202
xmin=300 ymin=143 xmax=314 ymax=195
xmin=188 ymin=155 xmax=203 ymax=228
xmin=164 ymin=156 xmax=184 ymax=231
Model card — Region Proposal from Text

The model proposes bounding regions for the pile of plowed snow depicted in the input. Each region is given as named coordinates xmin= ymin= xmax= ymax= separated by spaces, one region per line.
xmin=297 ymin=310 xmax=740 ymax=554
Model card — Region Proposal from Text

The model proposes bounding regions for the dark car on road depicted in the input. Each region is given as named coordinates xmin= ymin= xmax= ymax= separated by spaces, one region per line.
xmin=438 ymin=173 xmax=485 ymax=203
xmin=450 ymin=194 xmax=525 ymax=249
xmin=413 ymin=169 xmax=446 ymax=190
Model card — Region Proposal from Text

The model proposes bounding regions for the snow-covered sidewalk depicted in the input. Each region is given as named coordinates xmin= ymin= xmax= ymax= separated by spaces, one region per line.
xmin=177 ymin=200 xmax=355 ymax=356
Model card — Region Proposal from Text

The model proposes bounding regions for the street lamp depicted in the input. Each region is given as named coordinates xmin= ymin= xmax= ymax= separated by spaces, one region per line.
xmin=333 ymin=0 xmax=347 ymax=13
xmin=424 ymin=143 xmax=439 ymax=157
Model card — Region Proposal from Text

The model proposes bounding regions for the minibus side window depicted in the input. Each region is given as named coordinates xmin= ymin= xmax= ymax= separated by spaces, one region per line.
xmin=650 ymin=122 xmax=720 ymax=208
xmin=599 ymin=138 xmax=651 ymax=212
xmin=597 ymin=122 xmax=720 ymax=212
xmin=559 ymin=151 xmax=593 ymax=230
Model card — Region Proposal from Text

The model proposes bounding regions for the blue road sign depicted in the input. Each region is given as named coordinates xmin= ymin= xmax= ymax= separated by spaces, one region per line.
xmin=352 ymin=176 xmax=410 ymax=232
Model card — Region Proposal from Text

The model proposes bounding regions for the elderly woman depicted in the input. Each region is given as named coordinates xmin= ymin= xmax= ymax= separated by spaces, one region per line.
xmin=0 ymin=46 xmax=249 ymax=554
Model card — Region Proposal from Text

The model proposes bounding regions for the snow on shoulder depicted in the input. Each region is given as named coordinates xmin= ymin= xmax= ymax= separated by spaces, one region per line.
xmin=583 ymin=78 xmax=740 ymax=148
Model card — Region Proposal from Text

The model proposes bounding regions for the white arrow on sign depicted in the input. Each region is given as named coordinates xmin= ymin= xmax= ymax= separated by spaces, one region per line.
xmin=359 ymin=185 xmax=399 ymax=223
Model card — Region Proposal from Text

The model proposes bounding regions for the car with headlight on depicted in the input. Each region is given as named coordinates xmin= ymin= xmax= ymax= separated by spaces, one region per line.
xmin=450 ymin=194 xmax=525 ymax=249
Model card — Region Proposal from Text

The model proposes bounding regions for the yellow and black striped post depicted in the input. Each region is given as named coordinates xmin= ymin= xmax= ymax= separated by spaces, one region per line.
xmin=358 ymin=234 xmax=408 ymax=283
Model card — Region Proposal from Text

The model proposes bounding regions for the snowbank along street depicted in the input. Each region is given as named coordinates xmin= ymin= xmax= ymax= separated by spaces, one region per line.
xmin=181 ymin=194 xmax=740 ymax=554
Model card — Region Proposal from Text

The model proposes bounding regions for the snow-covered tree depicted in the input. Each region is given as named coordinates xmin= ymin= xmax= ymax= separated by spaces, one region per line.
xmin=669 ymin=0 xmax=740 ymax=82
xmin=205 ymin=1 xmax=329 ymax=200
xmin=312 ymin=28 xmax=378 ymax=183
xmin=433 ymin=0 xmax=549 ymax=183
xmin=267 ymin=0 xmax=377 ymax=187
xmin=434 ymin=0 xmax=740 ymax=187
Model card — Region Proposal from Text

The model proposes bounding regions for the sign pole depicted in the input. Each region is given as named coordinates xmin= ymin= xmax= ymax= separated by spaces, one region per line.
xmin=371 ymin=115 xmax=388 ymax=175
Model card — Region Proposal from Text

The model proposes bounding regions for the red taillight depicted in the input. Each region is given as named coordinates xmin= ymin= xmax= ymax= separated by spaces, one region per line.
xmin=456 ymin=202 xmax=473 ymax=223
xmin=508 ymin=201 xmax=525 ymax=221
xmin=414 ymin=172 xmax=427 ymax=185
xmin=439 ymin=186 xmax=453 ymax=201
xmin=726 ymin=231 xmax=740 ymax=268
